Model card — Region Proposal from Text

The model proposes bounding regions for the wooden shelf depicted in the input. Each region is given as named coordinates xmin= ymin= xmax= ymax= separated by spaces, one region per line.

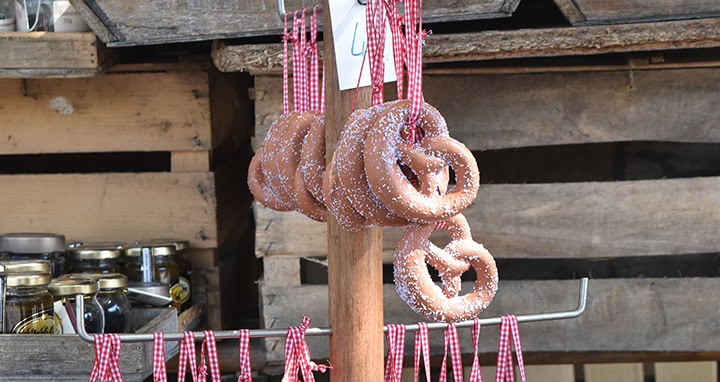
xmin=0 ymin=32 xmax=106 ymax=78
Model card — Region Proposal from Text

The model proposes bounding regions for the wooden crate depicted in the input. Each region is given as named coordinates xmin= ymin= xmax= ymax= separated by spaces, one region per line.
xmin=0 ymin=32 xmax=109 ymax=78
xmin=250 ymin=64 xmax=720 ymax=380
xmin=0 ymin=67 xmax=254 ymax=330
xmin=553 ymin=0 xmax=720 ymax=25
xmin=0 ymin=308 xmax=177 ymax=381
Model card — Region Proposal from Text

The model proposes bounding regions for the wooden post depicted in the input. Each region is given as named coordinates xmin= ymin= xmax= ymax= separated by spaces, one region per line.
xmin=323 ymin=1 xmax=386 ymax=381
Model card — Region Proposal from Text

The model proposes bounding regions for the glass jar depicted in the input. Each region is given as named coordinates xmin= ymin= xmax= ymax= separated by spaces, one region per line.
xmin=61 ymin=273 xmax=131 ymax=333
xmin=0 ymin=233 xmax=66 ymax=278
xmin=134 ymin=239 xmax=192 ymax=311
xmin=67 ymin=244 xmax=123 ymax=274
xmin=4 ymin=273 xmax=55 ymax=334
xmin=48 ymin=278 xmax=104 ymax=334
xmin=124 ymin=243 xmax=189 ymax=311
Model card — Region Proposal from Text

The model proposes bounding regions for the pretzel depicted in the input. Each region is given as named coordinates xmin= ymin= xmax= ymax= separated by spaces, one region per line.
xmin=394 ymin=213 xmax=498 ymax=322
xmin=299 ymin=115 xmax=327 ymax=205
xmin=365 ymin=102 xmax=479 ymax=222
xmin=261 ymin=113 xmax=300 ymax=209
xmin=248 ymin=148 xmax=294 ymax=211
xmin=323 ymin=151 xmax=370 ymax=231
xmin=294 ymin=165 xmax=327 ymax=222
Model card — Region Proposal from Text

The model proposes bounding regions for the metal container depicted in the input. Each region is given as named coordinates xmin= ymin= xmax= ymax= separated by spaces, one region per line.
xmin=67 ymin=244 xmax=123 ymax=274
xmin=0 ymin=233 xmax=66 ymax=277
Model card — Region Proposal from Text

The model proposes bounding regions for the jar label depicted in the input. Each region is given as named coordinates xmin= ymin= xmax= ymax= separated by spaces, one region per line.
xmin=170 ymin=277 xmax=191 ymax=305
xmin=12 ymin=309 xmax=57 ymax=334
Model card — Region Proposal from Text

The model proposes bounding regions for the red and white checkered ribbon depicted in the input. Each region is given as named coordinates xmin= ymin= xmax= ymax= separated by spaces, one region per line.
xmin=199 ymin=330 xmax=221 ymax=382
xmin=384 ymin=0 xmax=405 ymax=99
xmin=366 ymin=0 xmax=386 ymax=106
xmin=439 ymin=323 xmax=463 ymax=382
xmin=308 ymin=5 xmax=321 ymax=111
xmin=178 ymin=331 xmax=199 ymax=382
xmin=282 ymin=316 xmax=331 ymax=382
xmin=282 ymin=12 xmax=292 ymax=115
xmin=496 ymin=315 xmax=526 ymax=382
xmin=383 ymin=324 xmax=406 ymax=382
xmin=152 ymin=332 xmax=167 ymax=382
xmin=320 ymin=58 xmax=326 ymax=113
xmin=469 ymin=318 xmax=483 ymax=382
xmin=413 ymin=322 xmax=431 ymax=382
xmin=238 ymin=329 xmax=253 ymax=382
xmin=291 ymin=10 xmax=304 ymax=113
xmin=88 ymin=334 xmax=124 ymax=382
xmin=404 ymin=0 xmax=424 ymax=126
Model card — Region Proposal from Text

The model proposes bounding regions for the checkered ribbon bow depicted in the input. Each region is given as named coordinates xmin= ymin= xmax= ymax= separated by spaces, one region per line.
xmin=152 ymin=333 xmax=167 ymax=382
xmin=281 ymin=316 xmax=331 ymax=382
xmin=383 ymin=324 xmax=406 ymax=382
xmin=439 ymin=323 xmax=463 ymax=382
xmin=88 ymin=333 xmax=124 ymax=382
xmin=178 ymin=331 xmax=199 ymax=382
xmin=238 ymin=329 xmax=253 ymax=381
xmin=413 ymin=322 xmax=431 ymax=382
xmin=469 ymin=318 xmax=483 ymax=382
xmin=199 ymin=330 xmax=222 ymax=382
xmin=496 ymin=315 xmax=526 ymax=382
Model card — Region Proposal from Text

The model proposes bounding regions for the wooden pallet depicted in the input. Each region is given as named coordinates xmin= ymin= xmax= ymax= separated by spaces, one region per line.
xmin=0 ymin=67 xmax=253 ymax=330
xmin=250 ymin=62 xmax=720 ymax=380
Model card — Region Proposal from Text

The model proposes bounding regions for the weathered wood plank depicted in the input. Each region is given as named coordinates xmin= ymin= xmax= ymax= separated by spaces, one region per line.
xmin=0 ymin=172 xmax=218 ymax=248
xmin=655 ymin=361 xmax=718 ymax=382
xmin=584 ymin=364 xmax=644 ymax=382
xmin=0 ymin=72 xmax=212 ymax=154
xmin=254 ymin=68 xmax=720 ymax=152
xmin=256 ymin=176 xmax=720 ymax=260
xmin=0 ymin=32 xmax=99 ymax=70
xmin=77 ymin=0 xmax=519 ymax=46
xmin=525 ymin=365 xmax=575 ymax=381
xmin=568 ymin=0 xmax=720 ymax=25
xmin=214 ymin=18 xmax=720 ymax=73
xmin=261 ymin=278 xmax=720 ymax=362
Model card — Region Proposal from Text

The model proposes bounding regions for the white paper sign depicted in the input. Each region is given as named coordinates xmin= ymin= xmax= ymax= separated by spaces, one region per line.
xmin=328 ymin=0 xmax=397 ymax=91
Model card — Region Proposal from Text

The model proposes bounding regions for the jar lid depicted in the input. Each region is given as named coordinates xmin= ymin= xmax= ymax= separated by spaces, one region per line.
xmin=0 ymin=233 xmax=66 ymax=254
xmin=68 ymin=245 xmax=122 ymax=260
xmin=48 ymin=278 xmax=98 ymax=296
xmin=1 ymin=260 xmax=51 ymax=274
xmin=7 ymin=273 xmax=52 ymax=287
xmin=124 ymin=244 xmax=177 ymax=257
xmin=135 ymin=239 xmax=188 ymax=253
xmin=61 ymin=273 xmax=128 ymax=290
xmin=68 ymin=241 xmax=124 ymax=250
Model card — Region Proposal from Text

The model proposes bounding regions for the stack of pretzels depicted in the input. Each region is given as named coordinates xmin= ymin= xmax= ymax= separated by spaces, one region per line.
xmin=248 ymin=1 xmax=498 ymax=323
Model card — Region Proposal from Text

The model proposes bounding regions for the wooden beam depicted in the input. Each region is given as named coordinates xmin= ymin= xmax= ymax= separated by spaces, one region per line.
xmin=214 ymin=18 xmax=720 ymax=74
xmin=568 ymin=0 xmax=720 ymax=26
xmin=0 ymin=32 xmax=99 ymax=70
xmin=171 ymin=151 xmax=210 ymax=172
xmin=584 ymin=364 xmax=644 ymax=382
xmin=655 ymin=361 xmax=718 ymax=382
xmin=0 ymin=172 xmax=218 ymax=248
xmin=80 ymin=0 xmax=518 ymax=46
xmin=256 ymin=175 xmax=720 ymax=260
xmin=255 ymin=68 xmax=720 ymax=152
xmin=0 ymin=73 xmax=212 ymax=155
xmin=552 ymin=0 xmax=586 ymax=24
xmin=322 ymin=0 xmax=384 ymax=381
xmin=261 ymin=278 xmax=720 ymax=361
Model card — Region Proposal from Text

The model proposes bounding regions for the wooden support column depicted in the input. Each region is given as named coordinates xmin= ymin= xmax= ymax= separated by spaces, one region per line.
xmin=323 ymin=1 xmax=385 ymax=381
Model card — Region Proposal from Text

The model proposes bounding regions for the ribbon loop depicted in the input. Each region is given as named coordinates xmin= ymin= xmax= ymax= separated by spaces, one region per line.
xmin=439 ymin=323 xmax=463 ymax=382
xmin=282 ymin=316 xmax=330 ymax=382
xmin=496 ymin=315 xmax=526 ymax=382
xmin=238 ymin=329 xmax=253 ymax=382
xmin=383 ymin=324 xmax=406 ymax=382
xmin=88 ymin=334 xmax=124 ymax=382
xmin=413 ymin=322 xmax=431 ymax=382
xmin=153 ymin=332 xmax=168 ymax=382
xmin=199 ymin=330 xmax=221 ymax=382
xmin=178 ymin=331 xmax=199 ymax=382
xmin=469 ymin=318 xmax=483 ymax=382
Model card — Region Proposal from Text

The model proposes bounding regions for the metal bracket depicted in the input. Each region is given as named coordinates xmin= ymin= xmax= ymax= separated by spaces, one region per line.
xmin=76 ymin=278 xmax=588 ymax=343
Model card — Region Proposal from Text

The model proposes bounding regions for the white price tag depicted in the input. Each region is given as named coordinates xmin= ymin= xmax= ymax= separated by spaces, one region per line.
xmin=328 ymin=0 xmax=397 ymax=91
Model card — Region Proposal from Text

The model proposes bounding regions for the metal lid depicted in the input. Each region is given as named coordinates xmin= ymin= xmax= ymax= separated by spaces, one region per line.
xmin=61 ymin=273 xmax=128 ymax=290
xmin=135 ymin=239 xmax=188 ymax=253
xmin=0 ymin=233 xmax=66 ymax=254
xmin=1 ymin=260 xmax=51 ymax=274
xmin=68 ymin=245 xmax=122 ymax=260
xmin=7 ymin=273 xmax=52 ymax=287
xmin=124 ymin=244 xmax=177 ymax=257
xmin=67 ymin=241 xmax=124 ymax=250
xmin=48 ymin=278 xmax=98 ymax=296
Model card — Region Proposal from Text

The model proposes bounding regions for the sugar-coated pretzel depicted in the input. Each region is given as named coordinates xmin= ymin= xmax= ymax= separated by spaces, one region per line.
xmin=294 ymin=165 xmax=327 ymax=222
xmin=323 ymin=151 xmax=370 ymax=231
xmin=261 ymin=113 xmax=299 ymax=209
xmin=248 ymin=148 xmax=294 ymax=211
xmin=394 ymin=213 xmax=498 ymax=322
xmin=299 ymin=115 xmax=327 ymax=204
xmin=269 ymin=112 xmax=316 ymax=206
xmin=365 ymin=102 xmax=479 ymax=222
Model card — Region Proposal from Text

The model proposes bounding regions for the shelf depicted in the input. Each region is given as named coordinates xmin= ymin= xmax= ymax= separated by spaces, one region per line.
xmin=0 ymin=32 xmax=107 ymax=78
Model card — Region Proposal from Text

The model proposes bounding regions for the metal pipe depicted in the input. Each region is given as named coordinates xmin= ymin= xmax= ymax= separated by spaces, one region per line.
xmin=76 ymin=278 xmax=588 ymax=343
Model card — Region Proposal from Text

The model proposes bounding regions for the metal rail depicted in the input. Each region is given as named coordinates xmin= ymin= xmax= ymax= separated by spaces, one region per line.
xmin=76 ymin=278 xmax=588 ymax=343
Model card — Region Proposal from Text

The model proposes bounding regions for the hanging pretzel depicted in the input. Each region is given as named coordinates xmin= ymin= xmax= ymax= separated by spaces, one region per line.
xmin=394 ymin=213 xmax=498 ymax=322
